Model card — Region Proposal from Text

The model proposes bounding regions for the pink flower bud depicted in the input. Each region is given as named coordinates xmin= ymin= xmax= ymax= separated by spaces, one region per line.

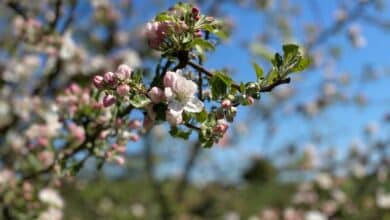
xmin=221 ymin=99 xmax=231 ymax=109
xmin=194 ymin=14 xmax=200 ymax=21
xmin=163 ymin=71 xmax=177 ymax=88
xmin=214 ymin=121 xmax=229 ymax=133
xmin=68 ymin=123 xmax=86 ymax=143
xmin=148 ymin=87 xmax=164 ymax=103
xmin=116 ymin=84 xmax=130 ymax=96
xmin=247 ymin=96 xmax=255 ymax=105
xmin=115 ymin=64 xmax=132 ymax=80
xmin=195 ymin=30 xmax=202 ymax=38
xmin=103 ymin=71 xmax=116 ymax=85
xmin=129 ymin=119 xmax=142 ymax=129
xmin=69 ymin=83 xmax=81 ymax=94
xmin=93 ymin=75 xmax=104 ymax=88
xmin=37 ymin=137 xmax=49 ymax=147
xmin=130 ymin=134 xmax=140 ymax=142
xmin=192 ymin=7 xmax=200 ymax=15
xmin=103 ymin=95 xmax=116 ymax=107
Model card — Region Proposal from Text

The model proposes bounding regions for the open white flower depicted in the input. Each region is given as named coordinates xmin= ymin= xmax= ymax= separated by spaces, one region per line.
xmin=163 ymin=70 xmax=203 ymax=125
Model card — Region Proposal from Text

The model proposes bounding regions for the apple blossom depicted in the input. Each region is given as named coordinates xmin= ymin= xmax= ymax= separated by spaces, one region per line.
xmin=164 ymin=69 xmax=204 ymax=115
xmin=115 ymin=64 xmax=132 ymax=80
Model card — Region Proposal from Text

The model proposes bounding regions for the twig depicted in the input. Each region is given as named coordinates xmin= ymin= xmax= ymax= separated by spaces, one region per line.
xmin=175 ymin=141 xmax=201 ymax=201
xmin=6 ymin=1 xmax=28 ymax=20
xmin=188 ymin=60 xmax=291 ymax=93
xmin=21 ymin=105 xmax=133 ymax=181
xmin=49 ymin=0 xmax=63 ymax=30
xmin=144 ymin=132 xmax=173 ymax=219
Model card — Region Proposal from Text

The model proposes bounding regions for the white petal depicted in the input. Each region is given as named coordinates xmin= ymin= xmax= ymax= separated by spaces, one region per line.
xmin=168 ymin=100 xmax=184 ymax=112
xmin=164 ymin=87 xmax=174 ymax=99
xmin=183 ymin=97 xmax=203 ymax=113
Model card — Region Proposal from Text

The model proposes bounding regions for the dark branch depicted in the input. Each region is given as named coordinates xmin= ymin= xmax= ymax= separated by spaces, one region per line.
xmin=6 ymin=1 xmax=28 ymax=20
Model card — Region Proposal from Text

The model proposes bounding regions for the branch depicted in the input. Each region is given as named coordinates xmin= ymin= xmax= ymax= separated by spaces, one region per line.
xmin=175 ymin=141 xmax=201 ymax=201
xmin=49 ymin=0 xmax=63 ymax=30
xmin=188 ymin=60 xmax=291 ymax=93
xmin=144 ymin=132 xmax=173 ymax=219
xmin=6 ymin=1 xmax=28 ymax=20
xmin=21 ymin=105 xmax=134 ymax=181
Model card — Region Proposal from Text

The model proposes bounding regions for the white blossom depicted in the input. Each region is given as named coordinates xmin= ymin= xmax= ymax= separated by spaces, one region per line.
xmin=304 ymin=211 xmax=327 ymax=220
xmin=38 ymin=207 xmax=63 ymax=220
xmin=39 ymin=188 xmax=64 ymax=208
xmin=163 ymin=70 xmax=203 ymax=125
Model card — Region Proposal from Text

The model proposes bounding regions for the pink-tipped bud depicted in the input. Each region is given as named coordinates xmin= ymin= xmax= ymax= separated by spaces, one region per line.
xmin=148 ymin=87 xmax=164 ymax=103
xmin=116 ymin=84 xmax=130 ymax=96
xmin=103 ymin=71 xmax=116 ymax=85
xmin=68 ymin=123 xmax=86 ymax=143
xmin=195 ymin=30 xmax=202 ymax=38
xmin=192 ymin=7 xmax=200 ymax=15
xmin=69 ymin=83 xmax=81 ymax=94
xmin=129 ymin=119 xmax=142 ymax=129
xmin=221 ymin=99 xmax=231 ymax=109
xmin=130 ymin=134 xmax=140 ymax=142
xmin=194 ymin=14 xmax=200 ymax=21
xmin=247 ymin=96 xmax=255 ymax=105
xmin=115 ymin=64 xmax=132 ymax=80
xmin=93 ymin=75 xmax=104 ymax=88
xmin=163 ymin=71 xmax=177 ymax=88
xmin=103 ymin=95 xmax=116 ymax=107
xmin=214 ymin=121 xmax=229 ymax=133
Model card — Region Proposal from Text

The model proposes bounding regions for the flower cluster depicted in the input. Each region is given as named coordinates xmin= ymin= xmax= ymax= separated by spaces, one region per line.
xmin=93 ymin=64 xmax=135 ymax=107
xmin=144 ymin=3 xmax=218 ymax=52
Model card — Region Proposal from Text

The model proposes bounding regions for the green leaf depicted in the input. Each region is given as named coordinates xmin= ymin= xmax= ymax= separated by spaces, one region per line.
xmin=169 ymin=126 xmax=192 ymax=140
xmin=132 ymin=70 xmax=143 ymax=83
xmin=252 ymin=62 xmax=264 ymax=79
xmin=212 ymin=29 xmax=228 ymax=40
xmin=129 ymin=95 xmax=151 ymax=108
xmin=291 ymin=57 xmax=311 ymax=73
xmin=282 ymin=44 xmax=299 ymax=58
xmin=196 ymin=109 xmax=208 ymax=122
xmin=209 ymin=72 xmax=232 ymax=100
xmin=193 ymin=38 xmax=215 ymax=51
xmin=266 ymin=68 xmax=279 ymax=84
xmin=155 ymin=12 xmax=172 ymax=22
xmin=214 ymin=72 xmax=233 ymax=87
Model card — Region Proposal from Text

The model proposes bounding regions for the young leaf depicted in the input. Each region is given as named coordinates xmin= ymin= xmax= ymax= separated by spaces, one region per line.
xmin=193 ymin=38 xmax=215 ymax=51
xmin=169 ymin=126 xmax=192 ymax=140
xmin=129 ymin=95 xmax=151 ymax=108
xmin=252 ymin=62 xmax=264 ymax=79
xmin=291 ymin=57 xmax=311 ymax=73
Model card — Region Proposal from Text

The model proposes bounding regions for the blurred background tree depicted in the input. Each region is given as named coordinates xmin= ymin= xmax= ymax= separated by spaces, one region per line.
xmin=0 ymin=0 xmax=389 ymax=219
